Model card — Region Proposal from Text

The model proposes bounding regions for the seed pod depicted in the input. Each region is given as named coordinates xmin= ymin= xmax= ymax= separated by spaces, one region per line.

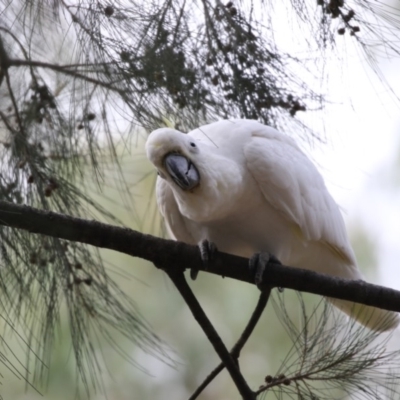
xmin=265 ymin=375 xmax=273 ymax=383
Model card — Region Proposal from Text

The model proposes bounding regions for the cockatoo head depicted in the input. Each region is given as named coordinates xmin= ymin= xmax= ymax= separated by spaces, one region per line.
xmin=146 ymin=128 xmax=201 ymax=191
xmin=146 ymin=124 xmax=246 ymax=222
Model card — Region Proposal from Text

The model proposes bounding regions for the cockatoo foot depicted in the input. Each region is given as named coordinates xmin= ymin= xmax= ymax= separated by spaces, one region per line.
xmin=249 ymin=252 xmax=282 ymax=289
xmin=191 ymin=239 xmax=217 ymax=280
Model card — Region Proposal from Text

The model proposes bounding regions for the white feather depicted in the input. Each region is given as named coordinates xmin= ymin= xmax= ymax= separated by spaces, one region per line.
xmin=146 ymin=119 xmax=399 ymax=331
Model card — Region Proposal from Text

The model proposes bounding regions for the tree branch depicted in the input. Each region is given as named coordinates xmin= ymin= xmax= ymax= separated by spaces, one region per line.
xmin=0 ymin=200 xmax=399 ymax=313
xmin=189 ymin=289 xmax=271 ymax=400
xmin=167 ymin=271 xmax=256 ymax=400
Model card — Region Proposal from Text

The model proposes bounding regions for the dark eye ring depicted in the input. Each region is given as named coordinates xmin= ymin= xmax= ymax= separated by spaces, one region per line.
xmin=190 ymin=142 xmax=196 ymax=148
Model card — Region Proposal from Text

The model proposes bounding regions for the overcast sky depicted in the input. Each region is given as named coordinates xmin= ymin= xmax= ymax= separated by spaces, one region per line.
xmin=310 ymin=48 xmax=400 ymax=288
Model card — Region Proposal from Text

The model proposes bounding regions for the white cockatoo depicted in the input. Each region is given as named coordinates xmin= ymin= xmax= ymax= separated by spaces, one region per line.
xmin=146 ymin=119 xmax=399 ymax=332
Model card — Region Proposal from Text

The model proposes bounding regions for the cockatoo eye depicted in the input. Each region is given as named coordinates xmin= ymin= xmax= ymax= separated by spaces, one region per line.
xmin=190 ymin=142 xmax=196 ymax=148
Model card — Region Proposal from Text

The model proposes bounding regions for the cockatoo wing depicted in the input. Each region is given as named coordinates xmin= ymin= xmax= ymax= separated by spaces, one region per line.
xmin=244 ymin=127 xmax=399 ymax=331
xmin=156 ymin=177 xmax=196 ymax=244
xmin=244 ymin=128 xmax=357 ymax=269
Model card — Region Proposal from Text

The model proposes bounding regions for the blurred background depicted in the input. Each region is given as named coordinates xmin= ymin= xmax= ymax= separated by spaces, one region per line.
xmin=0 ymin=0 xmax=400 ymax=399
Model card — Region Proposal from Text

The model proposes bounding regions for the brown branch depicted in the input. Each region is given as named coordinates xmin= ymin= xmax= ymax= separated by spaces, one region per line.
xmin=167 ymin=271 xmax=256 ymax=400
xmin=189 ymin=289 xmax=271 ymax=400
xmin=0 ymin=200 xmax=399 ymax=313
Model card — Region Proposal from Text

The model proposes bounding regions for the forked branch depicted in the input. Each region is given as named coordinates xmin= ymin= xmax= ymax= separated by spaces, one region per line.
xmin=188 ymin=289 xmax=272 ymax=400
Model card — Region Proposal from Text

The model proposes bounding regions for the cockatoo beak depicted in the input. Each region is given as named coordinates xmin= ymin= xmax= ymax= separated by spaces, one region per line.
xmin=164 ymin=153 xmax=200 ymax=191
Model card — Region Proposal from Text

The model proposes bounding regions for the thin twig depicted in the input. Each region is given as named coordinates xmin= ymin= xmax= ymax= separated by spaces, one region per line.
xmin=189 ymin=288 xmax=271 ymax=400
xmin=4 ymin=69 xmax=25 ymax=138
xmin=166 ymin=270 xmax=256 ymax=400
xmin=8 ymin=59 xmax=121 ymax=92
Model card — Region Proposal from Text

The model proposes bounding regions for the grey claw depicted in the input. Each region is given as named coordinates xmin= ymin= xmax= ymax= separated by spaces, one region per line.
xmin=249 ymin=253 xmax=267 ymax=288
xmin=249 ymin=252 xmax=281 ymax=289
xmin=199 ymin=239 xmax=216 ymax=266
xmin=192 ymin=239 xmax=217 ymax=280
